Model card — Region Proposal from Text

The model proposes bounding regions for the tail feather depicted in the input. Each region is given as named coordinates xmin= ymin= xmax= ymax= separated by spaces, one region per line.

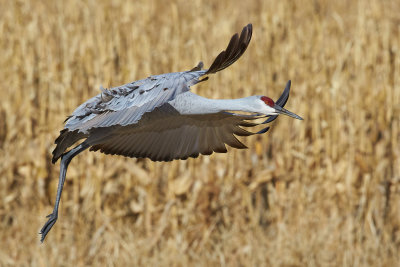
xmin=52 ymin=129 xmax=87 ymax=163
xmin=205 ymin=24 xmax=252 ymax=75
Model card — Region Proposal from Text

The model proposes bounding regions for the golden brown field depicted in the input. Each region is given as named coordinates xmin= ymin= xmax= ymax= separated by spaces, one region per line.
xmin=1 ymin=0 xmax=399 ymax=266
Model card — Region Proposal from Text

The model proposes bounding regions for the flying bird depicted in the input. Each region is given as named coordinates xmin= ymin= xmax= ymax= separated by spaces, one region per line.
xmin=40 ymin=24 xmax=302 ymax=242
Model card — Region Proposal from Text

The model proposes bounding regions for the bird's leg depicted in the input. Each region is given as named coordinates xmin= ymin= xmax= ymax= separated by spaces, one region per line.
xmin=40 ymin=142 xmax=89 ymax=242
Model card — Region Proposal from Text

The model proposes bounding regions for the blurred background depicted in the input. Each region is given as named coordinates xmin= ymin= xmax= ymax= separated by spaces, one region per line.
xmin=0 ymin=0 xmax=399 ymax=266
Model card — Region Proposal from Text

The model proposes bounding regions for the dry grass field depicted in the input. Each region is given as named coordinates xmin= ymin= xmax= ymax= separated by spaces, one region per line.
xmin=1 ymin=0 xmax=399 ymax=266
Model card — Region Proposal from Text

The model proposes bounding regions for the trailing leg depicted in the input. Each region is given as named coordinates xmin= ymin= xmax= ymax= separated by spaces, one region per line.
xmin=40 ymin=142 xmax=89 ymax=242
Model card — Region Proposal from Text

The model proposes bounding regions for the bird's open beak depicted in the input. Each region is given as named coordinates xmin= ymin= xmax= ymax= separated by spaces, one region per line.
xmin=274 ymin=105 xmax=303 ymax=120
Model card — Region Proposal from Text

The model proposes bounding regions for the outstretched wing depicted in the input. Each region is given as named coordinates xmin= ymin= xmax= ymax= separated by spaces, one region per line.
xmin=65 ymin=72 xmax=199 ymax=132
xmin=86 ymin=104 xmax=267 ymax=162
xmin=52 ymin=24 xmax=253 ymax=163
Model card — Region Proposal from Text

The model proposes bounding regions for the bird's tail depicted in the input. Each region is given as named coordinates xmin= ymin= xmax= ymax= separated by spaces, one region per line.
xmin=205 ymin=24 xmax=252 ymax=75
xmin=52 ymin=129 xmax=87 ymax=163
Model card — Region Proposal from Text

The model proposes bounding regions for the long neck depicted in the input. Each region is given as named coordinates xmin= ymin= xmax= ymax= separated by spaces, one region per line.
xmin=169 ymin=92 xmax=258 ymax=115
xmin=205 ymin=98 xmax=254 ymax=113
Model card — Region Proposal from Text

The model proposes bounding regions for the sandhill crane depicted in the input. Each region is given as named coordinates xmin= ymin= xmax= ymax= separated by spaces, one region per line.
xmin=40 ymin=24 xmax=302 ymax=242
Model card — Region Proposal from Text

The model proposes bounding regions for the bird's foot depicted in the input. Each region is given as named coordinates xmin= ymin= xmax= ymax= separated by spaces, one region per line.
xmin=40 ymin=212 xmax=58 ymax=242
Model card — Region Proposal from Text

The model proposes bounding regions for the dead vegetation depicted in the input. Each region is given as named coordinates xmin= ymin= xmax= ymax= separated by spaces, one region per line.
xmin=0 ymin=0 xmax=399 ymax=266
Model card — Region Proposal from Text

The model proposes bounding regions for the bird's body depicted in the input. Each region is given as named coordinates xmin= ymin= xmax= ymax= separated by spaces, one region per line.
xmin=40 ymin=24 xmax=302 ymax=242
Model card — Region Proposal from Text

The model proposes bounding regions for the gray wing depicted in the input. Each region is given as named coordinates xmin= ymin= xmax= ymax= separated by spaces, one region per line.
xmin=64 ymin=71 xmax=205 ymax=132
xmin=52 ymin=24 xmax=253 ymax=163
xmin=64 ymin=24 xmax=252 ymax=133
xmin=51 ymin=71 xmax=205 ymax=163
xmin=86 ymin=104 xmax=267 ymax=162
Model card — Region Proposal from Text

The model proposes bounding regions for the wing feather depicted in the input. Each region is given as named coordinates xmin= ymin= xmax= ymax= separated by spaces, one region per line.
xmin=198 ymin=126 xmax=213 ymax=156
xmin=87 ymin=108 xmax=265 ymax=162
xmin=205 ymin=24 xmax=252 ymax=74
xmin=220 ymin=126 xmax=248 ymax=149
xmin=210 ymin=127 xmax=228 ymax=153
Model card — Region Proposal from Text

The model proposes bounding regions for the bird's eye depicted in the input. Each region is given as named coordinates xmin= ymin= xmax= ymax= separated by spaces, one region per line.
xmin=261 ymin=96 xmax=275 ymax=107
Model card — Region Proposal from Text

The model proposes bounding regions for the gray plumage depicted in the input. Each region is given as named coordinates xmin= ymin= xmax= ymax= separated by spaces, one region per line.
xmin=40 ymin=24 xmax=302 ymax=242
xmin=52 ymin=24 xmax=253 ymax=163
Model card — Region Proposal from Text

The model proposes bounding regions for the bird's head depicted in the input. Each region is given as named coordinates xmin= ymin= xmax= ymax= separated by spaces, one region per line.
xmin=258 ymin=95 xmax=303 ymax=120
xmin=254 ymin=80 xmax=303 ymax=120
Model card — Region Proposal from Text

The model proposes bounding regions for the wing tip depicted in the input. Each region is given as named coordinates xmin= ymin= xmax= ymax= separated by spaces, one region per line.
xmin=205 ymin=23 xmax=253 ymax=75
